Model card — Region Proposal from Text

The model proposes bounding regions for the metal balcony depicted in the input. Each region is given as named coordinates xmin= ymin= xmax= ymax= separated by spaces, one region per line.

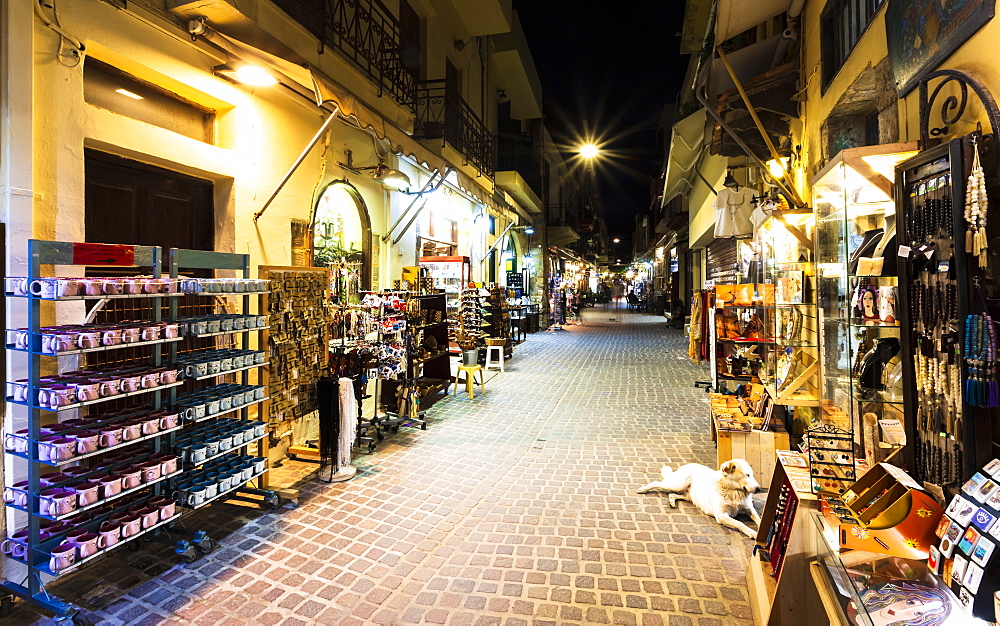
xmin=413 ymin=79 xmax=496 ymax=178
xmin=271 ymin=0 xmax=416 ymax=107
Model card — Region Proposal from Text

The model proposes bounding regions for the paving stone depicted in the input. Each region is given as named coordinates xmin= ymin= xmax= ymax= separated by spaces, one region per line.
xmin=9 ymin=308 xmax=752 ymax=624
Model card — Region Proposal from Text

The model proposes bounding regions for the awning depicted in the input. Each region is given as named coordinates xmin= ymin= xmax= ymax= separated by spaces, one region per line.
xmin=198 ymin=25 xmax=510 ymax=219
xmin=715 ymin=0 xmax=797 ymax=43
xmin=662 ymin=110 xmax=710 ymax=205
xmin=708 ymin=34 xmax=787 ymax=104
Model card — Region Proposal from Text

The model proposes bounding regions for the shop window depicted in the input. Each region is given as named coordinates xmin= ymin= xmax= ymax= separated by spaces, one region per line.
xmin=820 ymin=0 xmax=884 ymax=90
xmin=84 ymin=150 xmax=214 ymax=257
xmin=83 ymin=59 xmax=215 ymax=144
xmin=312 ymin=181 xmax=372 ymax=289
xmin=420 ymin=211 xmax=458 ymax=256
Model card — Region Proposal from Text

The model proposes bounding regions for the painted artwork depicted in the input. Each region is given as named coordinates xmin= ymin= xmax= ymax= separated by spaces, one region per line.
xmin=846 ymin=580 xmax=953 ymax=625
xmin=887 ymin=0 xmax=996 ymax=95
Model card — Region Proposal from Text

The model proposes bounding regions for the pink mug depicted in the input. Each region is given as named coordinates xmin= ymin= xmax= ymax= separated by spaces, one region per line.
xmin=159 ymin=455 xmax=179 ymax=475
xmin=98 ymin=427 xmax=123 ymax=448
xmin=76 ymin=332 xmax=101 ymax=349
xmin=121 ymin=327 xmax=140 ymax=343
xmin=149 ymin=497 xmax=177 ymax=521
xmin=139 ymin=461 xmax=162 ymax=483
xmin=69 ymin=531 xmax=102 ymax=559
xmin=120 ymin=467 xmax=143 ymax=490
xmin=4 ymin=481 xmax=29 ymax=507
xmin=102 ymin=279 xmax=122 ymax=295
xmin=138 ymin=507 xmax=160 ymax=529
xmin=74 ymin=431 xmax=100 ymax=455
xmin=159 ymin=413 xmax=180 ymax=430
xmin=49 ymin=437 xmax=78 ymax=462
xmin=119 ymin=514 xmax=142 ymax=538
xmin=120 ymin=422 xmax=142 ymax=442
xmin=97 ymin=522 xmax=121 ymax=548
xmin=79 ymin=279 xmax=104 ymax=297
xmin=163 ymin=323 xmax=180 ymax=339
xmin=97 ymin=379 xmax=121 ymax=397
xmin=140 ymin=373 xmax=159 ymax=389
xmin=75 ymin=382 xmax=100 ymax=402
xmin=99 ymin=475 xmax=124 ymax=499
xmin=101 ymin=328 xmax=123 ymax=346
xmin=40 ymin=488 xmax=76 ymax=517
xmin=1 ymin=531 xmax=30 ymax=559
xmin=139 ymin=416 xmax=160 ymax=436
xmin=140 ymin=326 xmax=161 ymax=341
xmin=67 ymin=481 xmax=100 ymax=507
xmin=158 ymin=369 xmax=178 ymax=384
xmin=120 ymin=279 xmax=141 ymax=295
xmin=120 ymin=376 xmax=141 ymax=393
xmin=48 ymin=542 xmax=77 ymax=572
xmin=4 ymin=430 xmax=28 ymax=454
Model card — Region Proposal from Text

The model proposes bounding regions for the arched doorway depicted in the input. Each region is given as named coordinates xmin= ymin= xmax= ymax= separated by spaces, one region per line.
xmin=310 ymin=180 xmax=372 ymax=292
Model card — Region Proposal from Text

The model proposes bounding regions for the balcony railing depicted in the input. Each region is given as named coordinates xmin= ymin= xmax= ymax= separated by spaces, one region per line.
xmin=498 ymin=133 xmax=542 ymax=196
xmin=271 ymin=0 xmax=416 ymax=107
xmin=414 ymin=79 xmax=496 ymax=178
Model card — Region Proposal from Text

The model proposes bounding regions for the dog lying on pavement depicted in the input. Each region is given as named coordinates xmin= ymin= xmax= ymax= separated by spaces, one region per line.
xmin=637 ymin=459 xmax=762 ymax=538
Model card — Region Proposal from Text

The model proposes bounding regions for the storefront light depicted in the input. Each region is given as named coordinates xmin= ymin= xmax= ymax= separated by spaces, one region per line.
xmin=233 ymin=65 xmax=277 ymax=87
xmin=767 ymin=157 xmax=790 ymax=180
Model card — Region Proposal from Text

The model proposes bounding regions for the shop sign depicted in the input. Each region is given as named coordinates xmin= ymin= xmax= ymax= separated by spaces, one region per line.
xmin=71 ymin=243 xmax=135 ymax=266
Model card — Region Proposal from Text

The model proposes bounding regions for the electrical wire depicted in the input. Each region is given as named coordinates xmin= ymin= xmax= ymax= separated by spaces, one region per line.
xmin=34 ymin=0 xmax=86 ymax=67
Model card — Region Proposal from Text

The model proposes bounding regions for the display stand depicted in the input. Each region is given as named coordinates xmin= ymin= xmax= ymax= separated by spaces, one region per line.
xmin=167 ymin=249 xmax=278 ymax=509
xmin=257 ymin=266 xmax=331 ymax=489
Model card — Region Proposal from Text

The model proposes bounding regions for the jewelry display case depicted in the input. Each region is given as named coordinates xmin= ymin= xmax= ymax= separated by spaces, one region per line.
xmin=758 ymin=211 xmax=821 ymax=408
xmin=812 ymin=144 xmax=919 ymax=473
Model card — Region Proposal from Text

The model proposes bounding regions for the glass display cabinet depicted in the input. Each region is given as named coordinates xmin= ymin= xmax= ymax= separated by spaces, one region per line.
xmin=419 ymin=255 xmax=470 ymax=312
xmin=809 ymin=511 xmax=982 ymax=626
xmin=812 ymin=144 xmax=918 ymax=469
xmin=758 ymin=210 xmax=820 ymax=409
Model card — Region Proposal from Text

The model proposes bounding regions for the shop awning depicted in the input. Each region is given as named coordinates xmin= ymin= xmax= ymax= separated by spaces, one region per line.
xmin=715 ymin=0 xmax=799 ymax=43
xmin=192 ymin=23 xmax=511 ymax=220
xmin=662 ymin=109 xmax=710 ymax=205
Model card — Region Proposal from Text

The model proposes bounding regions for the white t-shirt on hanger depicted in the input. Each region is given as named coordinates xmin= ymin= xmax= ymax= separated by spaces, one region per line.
xmin=713 ymin=187 xmax=754 ymax=238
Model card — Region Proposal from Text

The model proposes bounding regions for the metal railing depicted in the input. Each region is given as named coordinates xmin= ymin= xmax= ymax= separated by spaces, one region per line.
xmin=414 ymin=79 xmax=496 ymax=178
xmin=271 ymin=0 xmax=416 ymax=107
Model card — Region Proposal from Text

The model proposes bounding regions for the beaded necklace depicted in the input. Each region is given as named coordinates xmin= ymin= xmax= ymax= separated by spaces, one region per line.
xmin=965 ymin=137 xmax=989 ymax=267
xmin=965 ymin=287 xmax=999 ymax=407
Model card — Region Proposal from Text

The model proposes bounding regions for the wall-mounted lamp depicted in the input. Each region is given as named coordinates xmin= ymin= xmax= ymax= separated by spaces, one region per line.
xmin=512 ymin=225 xmax=534 ymax=235
xmin=214 ymin=63 xmax=278 ymax=87
xmin=339 ymin=150 xmax=411 ymax=192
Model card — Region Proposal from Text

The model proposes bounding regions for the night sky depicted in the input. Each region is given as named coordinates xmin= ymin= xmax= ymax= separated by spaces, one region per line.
xmin=514 ymin=2 xmax=689 ymax=240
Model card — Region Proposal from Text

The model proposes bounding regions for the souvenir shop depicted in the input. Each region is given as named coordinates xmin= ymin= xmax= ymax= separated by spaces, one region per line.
xmin=689 ymin=75 xmax=1000 ymax=624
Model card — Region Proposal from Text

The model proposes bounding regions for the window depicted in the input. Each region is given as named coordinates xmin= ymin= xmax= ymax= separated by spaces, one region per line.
xmin=83 ymin=59 xmax=215 ymax=144
xmin=820 ymin=0 xmax=884 ymax=89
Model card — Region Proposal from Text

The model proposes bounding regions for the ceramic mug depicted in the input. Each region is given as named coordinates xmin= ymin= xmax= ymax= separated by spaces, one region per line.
xmin=119 ymin=467 xmax=142 ymax=490
xmin=4 ymin=481 xmax=29 ymax=507
xmin=120 ymin=422 xmax=142 ymax=442
xmin=77 ymin=331 xmax=101 ymax=349
xmin=119 ymin=514 xmax=142 ymax=538
xmin=101 ymin=328 xmax=123 ymax=346
xmin=6 ymin=277 xmax=28 ymax=296
xmin=99 ymin=427 xmax=123 ymax=448
xmin=75 ymin=382 xmax=100 ymax=402
xmin=74 ymin=430 xmax=100 ymax=454
xmin=160 ymin=455 xmax=179 ymax=475
xmin=139 ymin=461 xmax=161 ymax=483
xmin=139 ymin=416 xmax=160 ymax=436
xmin=48 ymin=542 xmax=77 ymax=572
xmin=159 ymin=369 xmax=178 ymax=384
xmin=138 ymin=507 xmax=160 ymax=529
xmin=79 ymin=279 xmax=105 ymax=297
xmin=48 ymin=437 xmax=78 ymax=462
xmin=69 ymin=532 xmax=102 ymax=559
xmin=1 ymin=532 xmax=29 ymax=559
xmin=97 ymin=522 xmax=121 ymax=548
xmin=140 ymin=373 xmax=159 ymax=389
xmin=120 ymin=376 xmax=141 ymax=393
xmin=159 ymin=413 xmax=180 ymax=430
xmin=99 ymin=474 xmax=124 ymax=499
xmin=121 ymin=327 xmax=140 ymax=343
xmin=40 ymin=488 xmax=77 ymax=517
xmin=4 ymin=431 xmax=28 ymax=454
xmin=30 ymin=278 xmax=78 ymax=299
xmin=97 ymin=379 xmax=121 ymax=398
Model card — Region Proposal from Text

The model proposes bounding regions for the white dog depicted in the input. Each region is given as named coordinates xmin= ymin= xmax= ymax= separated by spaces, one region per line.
xmin=637 ymin=459 xmax=762 ymax=538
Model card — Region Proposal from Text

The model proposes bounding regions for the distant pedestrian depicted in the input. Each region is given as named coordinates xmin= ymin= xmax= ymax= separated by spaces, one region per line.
xmin=611 ymin=282 xmax=624 ymax=307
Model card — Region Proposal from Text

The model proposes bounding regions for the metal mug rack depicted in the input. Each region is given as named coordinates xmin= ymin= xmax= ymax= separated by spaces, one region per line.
xmin=0 ymin=240 xmax=279 ymax=622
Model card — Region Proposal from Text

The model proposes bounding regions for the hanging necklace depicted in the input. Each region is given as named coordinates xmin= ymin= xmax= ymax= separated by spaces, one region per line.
xmin=965 ymin=285 xmax=999 ymax=407
xmin=965 ymin=136 xmax=989 ymax=267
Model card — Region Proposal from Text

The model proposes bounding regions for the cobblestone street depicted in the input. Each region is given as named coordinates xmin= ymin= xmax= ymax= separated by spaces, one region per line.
xmin=13 ymin=305 xmax=755 ymax=625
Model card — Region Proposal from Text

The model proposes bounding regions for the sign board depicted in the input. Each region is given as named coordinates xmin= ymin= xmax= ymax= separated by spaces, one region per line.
xmin=72 ymin=243 xmax=135 ymax=266
xmin=506 ymin=271 xmax=524 ymax=289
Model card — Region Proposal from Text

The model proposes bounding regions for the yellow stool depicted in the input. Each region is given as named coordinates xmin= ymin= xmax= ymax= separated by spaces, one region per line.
xmin=453 ymin=364 xmax=486 ymax=399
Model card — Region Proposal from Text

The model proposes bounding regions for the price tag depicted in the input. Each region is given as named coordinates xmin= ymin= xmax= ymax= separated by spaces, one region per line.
xmin=72 ymin=243 xmax=135 ymax=266
xmin=897 ymin=245 xmax=911 ymax=258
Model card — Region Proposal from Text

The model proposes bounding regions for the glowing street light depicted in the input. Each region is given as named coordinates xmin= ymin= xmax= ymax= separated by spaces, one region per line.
xmin=613 ymin=238 xmax=621 ymax=243
xmin=579 ymin=143 xmax=600 ymax=159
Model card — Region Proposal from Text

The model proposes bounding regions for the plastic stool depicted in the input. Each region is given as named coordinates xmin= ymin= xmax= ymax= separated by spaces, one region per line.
xmin=484 ymin=345 xmax=505 ymax=372
xmin=453 ymin=364 xmax=486 ymax=399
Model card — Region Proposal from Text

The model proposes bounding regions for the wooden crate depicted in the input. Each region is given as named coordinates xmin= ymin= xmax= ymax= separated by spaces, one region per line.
xmin=714 ymin=420 xmax=790 ymax=489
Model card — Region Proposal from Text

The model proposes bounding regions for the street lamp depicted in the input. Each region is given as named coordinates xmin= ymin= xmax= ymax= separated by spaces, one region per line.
xmin=579 ymin=143 xmax=600 ymax=159
xmin=613 ymin=238 xmax=620 ymax=244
